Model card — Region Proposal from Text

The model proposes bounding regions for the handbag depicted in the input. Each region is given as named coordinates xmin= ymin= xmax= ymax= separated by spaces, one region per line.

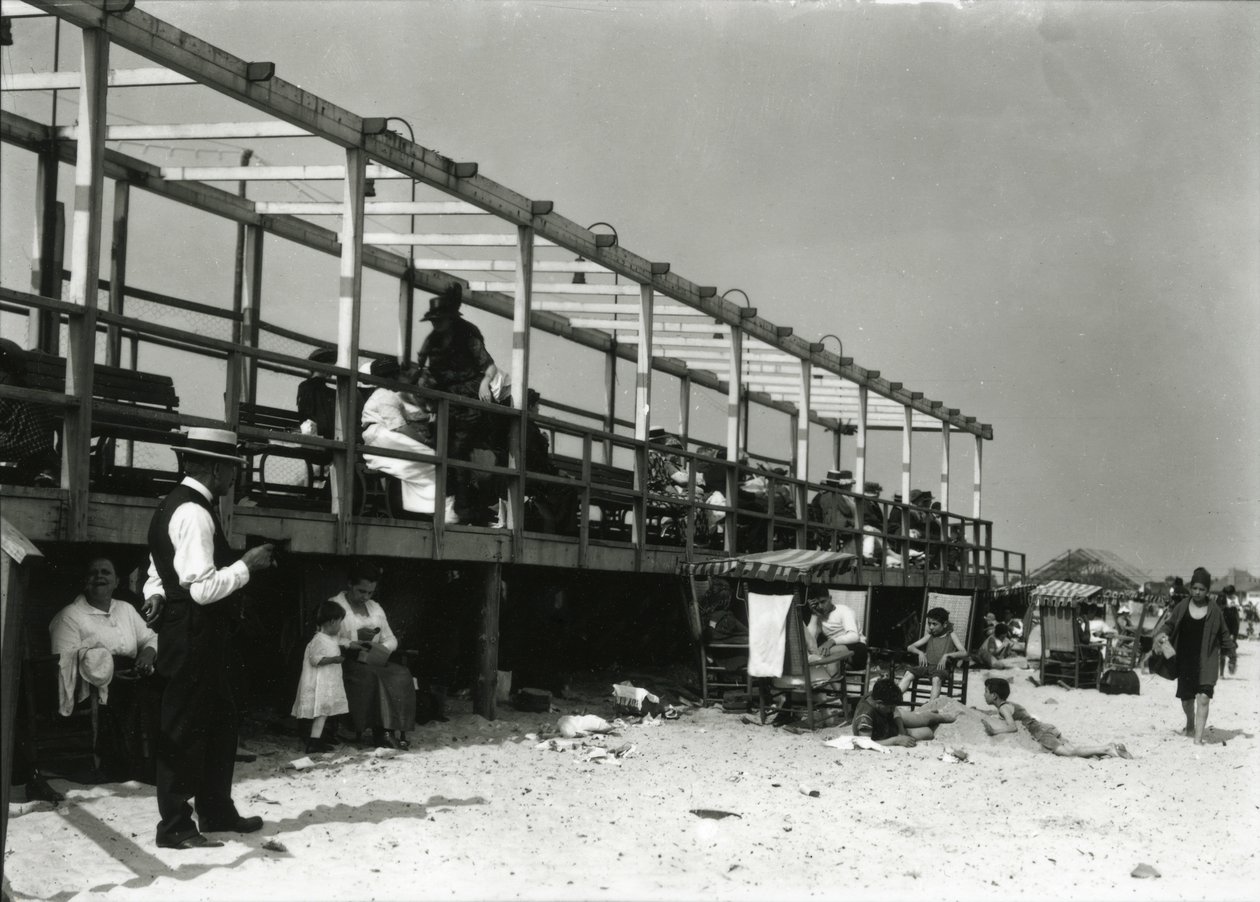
xmin=1099 ymin=668 xmax=1141 ymax=695
xmin=1146 ymin=650 xmax=1177 ymax=681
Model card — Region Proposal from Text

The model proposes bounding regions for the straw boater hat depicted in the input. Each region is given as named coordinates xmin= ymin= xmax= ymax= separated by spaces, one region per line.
xmin=823 ymin=469 xmax=855 ymax=488
xmin=863 ymin=481 xmax=882 ymax=494
xmin=172 ymin=427 xmax=247 ymax=465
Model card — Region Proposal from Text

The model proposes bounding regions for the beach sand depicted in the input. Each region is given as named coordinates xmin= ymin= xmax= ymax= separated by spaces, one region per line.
xmin=4 ymin=645 xmax=1258 ymax=901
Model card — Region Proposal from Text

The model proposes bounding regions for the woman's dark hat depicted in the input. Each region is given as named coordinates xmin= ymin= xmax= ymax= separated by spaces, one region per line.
xmin=422 ymin=284 xmax=464 ymax=321
xmin=307 ymin=347 xmax=337 ymax=364
xmin=171 ymin=427 xmax=247 ymax=465
xmin=1190 ymin=567 xmax=1212 ymax=590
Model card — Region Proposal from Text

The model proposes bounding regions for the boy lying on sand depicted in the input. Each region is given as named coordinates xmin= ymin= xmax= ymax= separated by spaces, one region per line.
xmin=979 ymin=678 xmax=1133 ymax=759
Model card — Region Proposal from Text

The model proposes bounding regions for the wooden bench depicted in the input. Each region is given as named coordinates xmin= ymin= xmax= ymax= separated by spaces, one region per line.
xmin=550 ymin=454 xmax=635 ymax=541
xmin=13 ymin=354 xmax=180 ymax=496
xmin=236 ymin=401 xmax=393 ymax=516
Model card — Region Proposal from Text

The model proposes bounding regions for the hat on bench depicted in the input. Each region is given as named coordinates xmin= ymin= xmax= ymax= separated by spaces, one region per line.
xmin=172 ymin=427 xmax=247 ymax=465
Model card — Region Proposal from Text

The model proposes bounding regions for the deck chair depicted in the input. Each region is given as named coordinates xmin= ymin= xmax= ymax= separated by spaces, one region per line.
xmin=21 ymin=651 xmax=101 ymax=779
xmin=823 ymin=588 xmax=871 ymax=707
xmin=749 ymin=590 xmax=847 ymax=730
xmin=1105 ymin=601 xmax=1149 ymax=671
xmin=1038 ymin=602 xmax=1104 ymax=689
xmin=903 ymin=591 xmax=973 ymax=708
xmin=687 ymin=574 xmax=750 ymax=704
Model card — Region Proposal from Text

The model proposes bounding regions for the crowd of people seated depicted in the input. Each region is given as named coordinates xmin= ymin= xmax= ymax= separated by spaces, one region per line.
xmin=0 ymin=337 xmax=59 ymax=486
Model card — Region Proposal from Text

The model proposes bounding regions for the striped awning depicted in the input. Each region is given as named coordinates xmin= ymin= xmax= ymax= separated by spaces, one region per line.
xmin=687 ymin=549 xmax=855 ymax=584
xmin=1032 ymin=580 xmax=1104 ymax=608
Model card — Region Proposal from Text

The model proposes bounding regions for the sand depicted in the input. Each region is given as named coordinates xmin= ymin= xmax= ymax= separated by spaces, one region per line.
xmin=4 ymin=647 xmax=1258 ymax=901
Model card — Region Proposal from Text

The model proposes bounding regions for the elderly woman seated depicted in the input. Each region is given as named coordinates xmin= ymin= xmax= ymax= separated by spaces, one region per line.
xmin=48 ymin=555 xmax=161 ymax=782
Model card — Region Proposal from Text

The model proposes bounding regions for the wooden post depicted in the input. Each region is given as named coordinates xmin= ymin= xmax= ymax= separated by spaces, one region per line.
xmin=795 ymin=359 xmax=811 ymax=547
xmin=603 ymin=344 xmax=617 ymax=465
xmin=724 ymin=327 xmax=742 ymax=554
xmin=677 ymin=374 xmax=691 ymax=445
xmin=939 ymin=425 xmax=951 ymax=513
xmin=473 ymin=561 xmax=502 ymax=720
xmin=854 ymin=385 xmax=868 ymax=491
xmin=226 ymin=150 xmax=251 ymax=426
xmin=973 ymin=433 xmax=983 ymax=519
xmin=106 ymin=180 xmax=129 ymax=368
xmin=509 ymin=225 xmax=534 ymax=550
xmin=240 ymin=224 xmax=264 ymax=406
xmin=397 ymin=273 xmax=414 ymax=364
xmin=832 ymin=425 xmax=842 ymax=470
xmin=332 ymin=146 xmax=366 ymax=554
xmin=633 ymin=283 xmax=653 ymax=550
xmin=901 ymin=406 xmax=913 ymax=504
xmin=29 ymin=150 xmax=62 ymax=353
xmin=63 ymin=28 xmax=109 ymax=540
xmin=1 ymin=519 xmax=44 ymax=863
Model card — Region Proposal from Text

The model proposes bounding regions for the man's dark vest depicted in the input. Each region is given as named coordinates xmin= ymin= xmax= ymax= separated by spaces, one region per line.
xmin=148 ymin=483 xmax=237 ymax=616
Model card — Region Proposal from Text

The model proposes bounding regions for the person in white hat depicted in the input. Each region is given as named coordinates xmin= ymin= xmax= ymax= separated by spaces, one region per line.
xmin=140 ymin=426 xmax=275 ymax=849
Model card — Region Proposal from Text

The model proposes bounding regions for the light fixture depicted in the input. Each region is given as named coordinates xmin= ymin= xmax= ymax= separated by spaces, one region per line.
xmin=574 ymin=222 xmax=619 ymax=284
xmin=818 ymin=333 xmax=843 ymax=360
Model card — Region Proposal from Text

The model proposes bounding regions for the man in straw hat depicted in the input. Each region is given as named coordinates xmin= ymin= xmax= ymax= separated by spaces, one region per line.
xmin=141 ymin=426 xmax=275 ymax=849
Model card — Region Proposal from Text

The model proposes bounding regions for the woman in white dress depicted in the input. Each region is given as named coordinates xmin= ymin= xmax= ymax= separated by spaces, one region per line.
xmin=360 ymin=359 xmax=455 ymax=521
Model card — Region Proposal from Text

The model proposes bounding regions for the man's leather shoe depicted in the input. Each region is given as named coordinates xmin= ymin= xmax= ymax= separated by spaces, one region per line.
xmin=158 ymin=834 xmax=224 ymax=850
xmin=201 ymin=815 xmax=263 ymax=834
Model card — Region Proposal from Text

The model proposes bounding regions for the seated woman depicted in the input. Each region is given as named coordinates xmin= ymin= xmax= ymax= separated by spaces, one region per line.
xmin=48 ymin=555 xmax=161 ymax=782
xmin=360 ymin=359 xmax=456 ymax=523
xmin=330 ymin=560 xmax=416 ymax=749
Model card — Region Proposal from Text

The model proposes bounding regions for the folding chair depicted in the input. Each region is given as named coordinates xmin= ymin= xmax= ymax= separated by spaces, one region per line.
xmin=1105 ymin=600 xmax=1148 ymax=671
xmin=750 ymin=590 xmax=847 ymax=730
xmin=1038 ymin=602 xmax=1104 ymax=689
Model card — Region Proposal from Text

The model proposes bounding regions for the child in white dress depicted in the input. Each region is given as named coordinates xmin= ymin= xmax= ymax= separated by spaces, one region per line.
xmin=292 ymin=601 xmax=349 ymax=753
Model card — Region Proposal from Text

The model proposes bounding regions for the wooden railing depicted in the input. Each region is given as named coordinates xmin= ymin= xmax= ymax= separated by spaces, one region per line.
xmin=0 ymin=284 xmax=1017 ymax=584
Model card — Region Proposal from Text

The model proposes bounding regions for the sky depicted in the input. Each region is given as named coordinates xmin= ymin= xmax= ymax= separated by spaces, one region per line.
xmin=1 ymin=0 xmax=1257 ymax=581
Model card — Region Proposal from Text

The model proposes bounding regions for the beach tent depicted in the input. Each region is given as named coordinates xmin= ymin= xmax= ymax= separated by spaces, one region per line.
xmin=685 ymin=550 xmax=856 ymax=728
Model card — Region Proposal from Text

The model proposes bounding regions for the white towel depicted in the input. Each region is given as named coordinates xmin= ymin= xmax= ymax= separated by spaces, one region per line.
xmin=746 ymin=592 xmax=794 ymax=678
xmin=57 ymin=647 xmax=113 ymax=716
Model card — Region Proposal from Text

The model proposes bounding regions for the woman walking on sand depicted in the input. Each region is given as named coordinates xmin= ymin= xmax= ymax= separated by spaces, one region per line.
xmin=1154 ymin=567 xmax=1234 ymax=745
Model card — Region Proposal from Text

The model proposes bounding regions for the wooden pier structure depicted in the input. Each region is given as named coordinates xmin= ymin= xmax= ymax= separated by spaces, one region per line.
xmin=0 ymin=0 xmax=1024 ymax=720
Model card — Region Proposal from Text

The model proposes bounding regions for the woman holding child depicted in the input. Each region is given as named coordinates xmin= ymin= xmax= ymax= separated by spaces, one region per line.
xmin=330 ymin=561 xmax=416 ymax=750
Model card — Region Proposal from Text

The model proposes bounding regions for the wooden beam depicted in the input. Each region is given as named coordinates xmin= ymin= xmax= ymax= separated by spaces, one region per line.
xmin=508 ymin=225 xmax=533 ymax=547
xmin=27 ymin=0 xmax=988 ymax=437
xmin=473 ymin=562 xmax=502 ymax=720
xmin=254 ymin=201 xmax=482 ymax=216
xmin=855 ymin=385 xmax=868 ymax=492
xmin=364 ymin=233 xmax=559 ymax=248
xmin=160 ymin=164 xmax=414 ymax=181
xmin=29 ymin=149 xmax=63 ymax=353
xmin=1 ymin=66 xmax=193 ymax=90
xmin=472 ymin=282 xmax=639 ymax=296
xmin=532 ymin=301 xmax=702 ymax=314
xmin=940 ymin=425 xmax=951 ymax=512
xmin=901 ymin=407 xmax=913 ymax=503
xmin=0 ymin=111 xmax=901 ymax=439
xmin=105 ymin=180 xmax=128 ymax=367
xmin=332 ymin=147 xmax=366 ymax=553
xmin=973 ymin=433 xmax=983 ymax=520
xmin=58 ymin=121 xmax=311 ymax=140
xmin=63 ymin=27 xmax=109 ymax=541
xmin=241 ymin=224 xmax=263 ymax=405
xmin=633 ymin=283 xmax=654 ymax=550
xmin=603 ymin=344 xmax=616 ymax=465
xmin=678 ymin=373 xmax=690 ymax=445
xmin=413 ymin=259 xmax=611 ymax=274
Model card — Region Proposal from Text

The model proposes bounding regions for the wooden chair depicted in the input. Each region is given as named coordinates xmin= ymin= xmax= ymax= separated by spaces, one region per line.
xmin=21 ymin=649 xmax=101 ymax=780
xmin=823 ymin=588 xmax=871 ymax=708
xmin=1038 ymin=602 xmax=1104 ymax=689
xmin=903 ymin=591 xmax=974 ymax=709
xmin=686 ymin=575 xmax=750 ymax=704
xmin=1105 ymin=601 xmax=1149 ymax=671
xmin=752 ymin=592 xmax=847 ymax=730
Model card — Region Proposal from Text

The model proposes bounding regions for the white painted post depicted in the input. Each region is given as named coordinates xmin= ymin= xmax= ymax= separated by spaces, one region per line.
xmin=332 ymin=147 xmax=366 ymax=552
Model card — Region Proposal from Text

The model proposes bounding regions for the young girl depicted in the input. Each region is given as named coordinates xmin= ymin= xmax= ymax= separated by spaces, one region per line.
xmin=292 ymin=600 xmax=350 ymax=753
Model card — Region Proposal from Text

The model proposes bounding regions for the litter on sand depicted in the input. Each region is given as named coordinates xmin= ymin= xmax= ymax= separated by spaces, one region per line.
xmin=557 ymin=714 xmax=617 ymax=738
xmin=690 ymin=809 xmax=741 ymax=820
xmin=823 ymin=736 xmax=890 ymax=754
xmin=1131 ymin=863 xmax=1161 ymax=879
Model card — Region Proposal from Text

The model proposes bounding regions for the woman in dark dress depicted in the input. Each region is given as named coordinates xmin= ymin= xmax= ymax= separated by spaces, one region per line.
xmin=1155 ymin=567 xmax=1233 ymax=745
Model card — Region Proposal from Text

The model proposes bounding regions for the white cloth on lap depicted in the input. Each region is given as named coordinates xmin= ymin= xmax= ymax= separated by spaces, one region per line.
xmin=746 ymin=592 xmax=794 ymax=678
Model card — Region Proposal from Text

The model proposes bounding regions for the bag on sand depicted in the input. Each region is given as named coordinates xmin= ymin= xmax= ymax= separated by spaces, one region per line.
xmin=1099 ymin=668 xmax=1140 ymax=695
